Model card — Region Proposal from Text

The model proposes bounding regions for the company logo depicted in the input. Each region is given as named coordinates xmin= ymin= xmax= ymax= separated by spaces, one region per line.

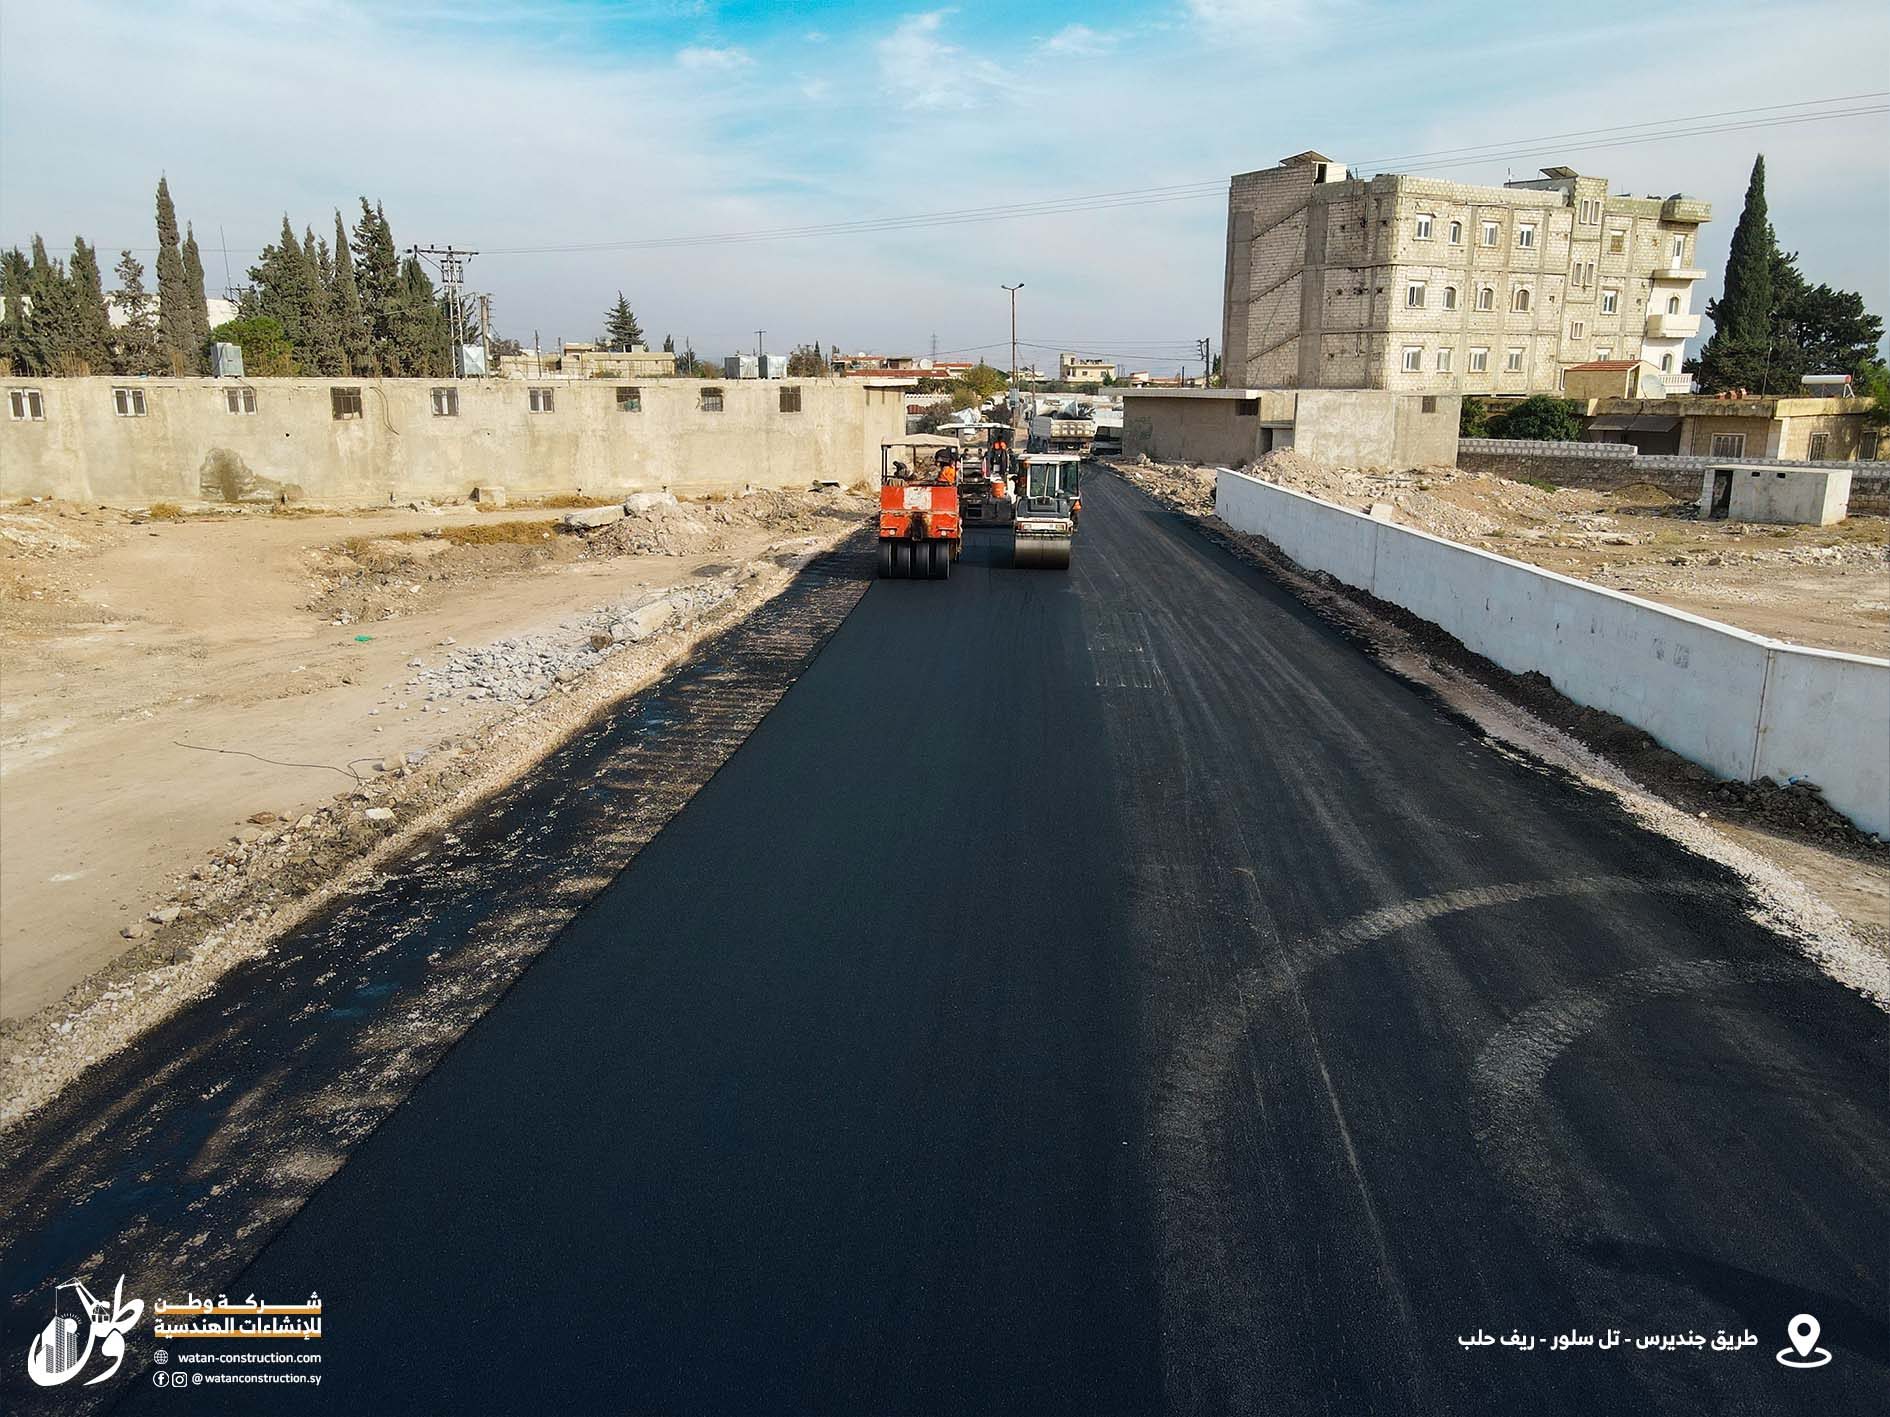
xmin=26 ymin=1275 xmax=143 ymax=1388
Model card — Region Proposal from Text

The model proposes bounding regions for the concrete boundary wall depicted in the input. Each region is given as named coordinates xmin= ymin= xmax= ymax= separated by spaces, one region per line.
xmin=1214 ymin=467 xmax=1890 ymax=834
xmin=0 ymin=377 xmax=907 ymax=505
xmin=1457 ymin=438 xmax=1890 ymax=513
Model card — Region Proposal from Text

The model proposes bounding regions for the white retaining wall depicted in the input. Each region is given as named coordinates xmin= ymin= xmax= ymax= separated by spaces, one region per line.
xmin=1215 ymin=468 xmax=1890 ymax=835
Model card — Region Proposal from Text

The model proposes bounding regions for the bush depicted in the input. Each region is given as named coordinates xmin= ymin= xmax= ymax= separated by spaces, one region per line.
xmin=1459 ymin=395 xmax=1492 ymax=439
xmin=1487 ymin=395 xmax=1583 ymax=441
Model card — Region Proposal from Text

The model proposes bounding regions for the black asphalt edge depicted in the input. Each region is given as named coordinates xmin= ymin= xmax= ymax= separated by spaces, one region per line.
xmin=1103 ymin=465 xmax=1884 ymax=861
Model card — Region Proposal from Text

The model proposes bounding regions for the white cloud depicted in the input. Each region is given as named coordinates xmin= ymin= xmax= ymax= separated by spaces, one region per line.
xmin=1044 ymin=23 xmax=1116 ymax=56
xmin=677 ymin=45 xmax=752 ymax=71
xmin=1183 ymin=0 xmax=1324 ymax=44
xmin=876 ymin=11 xmax=1013 ymax=111
xmin=799 ymin=77 xmax=832 ymax=101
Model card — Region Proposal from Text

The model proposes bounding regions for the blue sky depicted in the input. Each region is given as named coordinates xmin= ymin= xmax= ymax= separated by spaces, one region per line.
xmin=2 ymin=0 xmax=1885 ymax=371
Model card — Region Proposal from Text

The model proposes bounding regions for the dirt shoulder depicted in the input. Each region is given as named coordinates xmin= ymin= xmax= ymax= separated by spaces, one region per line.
xmin=1197 ymin=451 xmax=1887 ymax=658
xmin=1106 ymin=456 xmax=1889 ymax=968
xmin=0 ymin=490 xmax=866 ymax=1120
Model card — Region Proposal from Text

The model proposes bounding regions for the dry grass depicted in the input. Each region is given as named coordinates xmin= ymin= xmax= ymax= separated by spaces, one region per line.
xmin=429 ymin=520 xmax=561 ymax=546
xmin=146 ymin=502 xmax=185 ymax=521
xmin=520 ymin=493 xmax=617 ymax=510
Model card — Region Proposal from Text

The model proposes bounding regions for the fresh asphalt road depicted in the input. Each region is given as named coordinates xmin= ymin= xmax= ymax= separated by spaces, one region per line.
xmin=166 ymin=472 xmax=1887 ymax=1415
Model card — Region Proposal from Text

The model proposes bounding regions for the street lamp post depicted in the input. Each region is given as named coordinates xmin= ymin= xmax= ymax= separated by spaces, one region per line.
xmin=1002 ymin=283 xmax=1024 ymax=422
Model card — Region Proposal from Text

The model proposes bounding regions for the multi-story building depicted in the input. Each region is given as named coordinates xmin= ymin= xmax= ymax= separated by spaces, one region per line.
xmin=1058 ymin=353 xmax=1117 ymax=384
xmin=1222 ymin=151 xmax=1711 ymax=397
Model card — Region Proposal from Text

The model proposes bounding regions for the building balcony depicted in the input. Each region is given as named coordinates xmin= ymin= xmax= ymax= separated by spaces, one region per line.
xmin=1646 ymin=312 xmax=1700 ymax=339
xmin=1651 ymin=262 xmax=1707 ymax=282
xmin=1661 ymin=196 xmax=1712 ymax=224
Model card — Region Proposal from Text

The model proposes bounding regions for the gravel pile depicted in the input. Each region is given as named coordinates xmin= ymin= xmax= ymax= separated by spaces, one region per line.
xmin=588 ymin=488 xmax=863 ymax=558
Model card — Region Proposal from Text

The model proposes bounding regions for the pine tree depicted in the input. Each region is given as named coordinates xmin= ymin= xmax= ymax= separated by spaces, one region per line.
xmin=303 ymin=225 xmax=344 ymax=375
xmin=351 ymin=199 xmax=402 ymax=375
xmin=112 ymin=250 xmax=165 ymax=375
xmin=0 ymin=248 xmax=44 ymax=375
xmin=182 ymin=224 xmax=211 ymax=372
xmin=662 ymin=333 xmax=675 ymax=353
xmin=69 ymin=238 xmax=115 ymax=374
xmin=603 ymin=292 xmax=643 ymax=350
xmin=154 ymin=177 xmax=195 ymax=374
xmin=330 ymin=210 xmax=374 ymax=375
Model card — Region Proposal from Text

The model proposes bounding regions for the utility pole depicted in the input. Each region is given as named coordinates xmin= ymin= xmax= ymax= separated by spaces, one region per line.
xmin=480 ymin=294 xmax=492 ymax=379
xmin=409 ymin=244 xmax=478 ymax=376
xmin=1198 ymin=336 xmax=1212 ymax=387
xmin=1001 ymin=283 xmax=1024 ymax=422
xmin=755 ymin=329 xmax=767 ymax=359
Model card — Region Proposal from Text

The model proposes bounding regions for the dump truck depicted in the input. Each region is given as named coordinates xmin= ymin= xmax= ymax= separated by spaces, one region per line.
xmin=1011 ymin=452 xmax=1081 ymax=570
xmin=1027 ymin=403 xmax=1096 ymax=455
xmin=876 ymin=435 xmax=963 ymax=579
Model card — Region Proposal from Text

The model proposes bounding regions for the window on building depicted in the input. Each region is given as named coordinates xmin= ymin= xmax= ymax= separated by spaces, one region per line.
xmin=114 ymin=387 xmax=149 ymax=417
xmin=1405 ymin=282 xmax=1425 ymax=308
xmin=1608 ymin=228 xmax=1627 ymax=255
xmin=779 ymin=385 xmax=802 ymax=413
xmin=1512 ymin=287 xmax=1532 ymax=312
xmin=1481 ymin=220 xmax=1500 ymax=246
xmin=1660 ymin=353 xmax=1674 ymax=373
xmin=1436 ymin=348 xmax=1452 ymax=372
xmin=225 ymin=386 xmax=257 ymax=415
xmin=1517 ymin=222 xmax=1537 ymax=249
xmin=9 ymin=388 xmax=45 ymax=420
xmin=1476 ymin=286 xmax=1495 ymax=311
xmin=699 ymin=387 xmax=724 ymax=413
xmin=1469 ymin=347 xmax=1489 ymax=372
xmin=1710 ymin=433 xmax=1746 ymax=458
xmin=1595 ymin=346 xmax=1612 ymax=360
xmin=616 ymin=386 xmax=641 ymax=413
xmin=1414 ymin=213 xmax=1434 ymax=240
xmin=1573 ymin=260 xmax=1595 ymax=287
xmin=1600 ymin=289 xmax=1619 ymax=314
xmin=1505 ymin=347 xmax=1525 ymax=372
xmin=1666 ymin=295 xmax=1681 ymax=315
xmin=1578 ymin=198 xmax=1598 ymax=225
xmin=1862 ymin=432 xmax=1880 ymax=460
xmin=1570 ymin=321 xmax=1585 ymax=340
xmin=430 ymin=387 xmax=459 ymax=417
xmin=1807 ymin=432 xmax=1830 ymax=460
xmin=330 ymin=386 xmax=362 ymax=419
xmin=1671 ymin=234 xmax=1687 ymax=263
xmin=1442 ymin=286 xmax=1458 ymax=310
xmin=528 ymin=387 xmax=555 ymax=413
xmin=1448 ymin=220 xmax=1463 ymax=244
xmin=1401 ymin=346 xmax=1423 ymax=372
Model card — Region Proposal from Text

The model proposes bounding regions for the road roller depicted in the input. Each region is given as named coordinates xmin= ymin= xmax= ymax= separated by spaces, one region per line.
xmin=876 ymin=435 xmax=964 ymax=579
xmin=1011 ymin=452 xmax=1081 ymax=571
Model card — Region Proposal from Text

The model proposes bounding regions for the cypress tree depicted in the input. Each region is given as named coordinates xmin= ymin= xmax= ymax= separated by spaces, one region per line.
xmin=390 ymin=255 xmax=449 ymax=376
xmin=1697 ymin=155 xmax=1781 ymax=391
xmin=248 ymin=216 xmax=323 ymax=372
xmin=112 ymin=250 xmax=165 ymax=375
xmin=330 ymin=209 xmax=373 ymax=375
xmin=351 ymin=199 xmax=402 ymax=375
xmin=69 ymin=237 xmax=115 ymax=374
xmin=0 ymin=248 xmax=44 ymax=375
xmin=182 ymin=223 xmax=211 ymax=371
xmin=27 ymin=236 xmax=78 ymax=374
xmin=303 ymin=225 xmax=344 ymax=375
xmin=154 ymin=176 xmax=195 ymax=374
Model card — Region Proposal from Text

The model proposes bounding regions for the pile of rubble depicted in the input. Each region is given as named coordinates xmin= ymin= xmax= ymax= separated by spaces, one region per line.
xmin=583 ymin=488 xmax=864 ymax=558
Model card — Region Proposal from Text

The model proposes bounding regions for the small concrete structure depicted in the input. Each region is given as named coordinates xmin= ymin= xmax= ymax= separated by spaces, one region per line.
xmin=1698 ymin=464 xmax=1852 ymax=525
xmin=1120 ymin=387 xmax=1459 ymax=468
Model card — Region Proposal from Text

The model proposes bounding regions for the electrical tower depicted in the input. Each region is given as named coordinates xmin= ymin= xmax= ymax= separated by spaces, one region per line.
xmin=409 ymin=244 xmax=480 ymax=376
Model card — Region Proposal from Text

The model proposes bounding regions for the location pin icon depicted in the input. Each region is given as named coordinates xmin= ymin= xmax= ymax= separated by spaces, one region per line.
xmin=1788 ymin=1314 xmax=1819 ymax=1359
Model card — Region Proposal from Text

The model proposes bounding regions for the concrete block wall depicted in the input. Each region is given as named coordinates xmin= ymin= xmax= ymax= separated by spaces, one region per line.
xmin=1456 ymin=439 xmax=1890 ymax=513
xmin=1215 ymin=467 xmax=1890 ymax=835
xmin=0 ymin=376 xmax=907 ymax=506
